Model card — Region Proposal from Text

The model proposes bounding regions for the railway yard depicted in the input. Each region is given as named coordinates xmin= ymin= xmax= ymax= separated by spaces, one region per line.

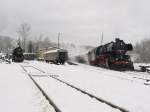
xmin=1 ymin=0 xmax=150 ymax=112
xmin=1 ymin=60 xmax=150 ymax=112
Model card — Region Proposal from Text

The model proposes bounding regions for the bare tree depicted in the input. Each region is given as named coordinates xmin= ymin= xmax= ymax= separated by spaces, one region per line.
xmin=43 ymin=37 xmax=52 ymax=48
xmin=0 ymin=36 xmax=13 ymax=52
xmin=17 ymin=23 xmax=31 ymax=52
xmin=28 ymin=41 xmax=33 ymax=53
xmin=17 ymin=38 xmax=21 ymax=47
xmin=134 ymin=38 xmax=150 ymax=63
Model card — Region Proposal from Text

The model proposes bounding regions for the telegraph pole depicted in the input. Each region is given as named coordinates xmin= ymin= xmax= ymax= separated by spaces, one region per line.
xmin=101 ymin=32 xmax=103 ymax=45
xmin=17 ymin=37 xmax=21 ymax=47
xmin=58 ymin=32 xmax=60 ymax=48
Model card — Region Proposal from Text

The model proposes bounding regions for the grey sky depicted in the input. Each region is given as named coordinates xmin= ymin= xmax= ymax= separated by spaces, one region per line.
xmin=0 ymin=0 xmax=150 ymax=46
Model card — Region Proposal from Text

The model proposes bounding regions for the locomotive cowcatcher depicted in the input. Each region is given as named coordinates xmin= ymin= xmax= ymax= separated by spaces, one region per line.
xmin=88 ymin=38 xmax=134 ymax=70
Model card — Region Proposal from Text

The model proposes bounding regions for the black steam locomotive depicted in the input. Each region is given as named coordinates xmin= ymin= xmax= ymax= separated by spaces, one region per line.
xmin=88 ymin=38 xmax=134 ymax=70
xmin=12 ymin=47 xmax=24 ymax=62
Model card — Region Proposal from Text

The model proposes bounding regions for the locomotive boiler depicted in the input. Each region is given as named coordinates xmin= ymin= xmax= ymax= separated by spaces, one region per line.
xmin=88 ymin=38 xmax=134 ymax=70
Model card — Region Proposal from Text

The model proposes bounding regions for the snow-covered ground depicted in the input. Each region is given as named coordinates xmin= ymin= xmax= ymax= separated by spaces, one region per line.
xmin=0 ymin=63 xmax=55 ymax=112
xmin=30 ymin=61 xmax=150 ymax=112
xmin=1 ymin=60 xmax=150 ymax=112
xmin=22 ymin=64 xmax=121 ymax=112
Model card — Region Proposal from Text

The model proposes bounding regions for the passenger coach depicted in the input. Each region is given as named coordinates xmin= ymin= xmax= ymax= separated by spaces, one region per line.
xmin=43 ymin=48 xmax=68 ymax=64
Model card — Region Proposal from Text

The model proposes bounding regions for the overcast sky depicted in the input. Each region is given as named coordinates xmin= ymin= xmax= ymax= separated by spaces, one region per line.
xmin=0 ymin=0 xmax=150 ymax=46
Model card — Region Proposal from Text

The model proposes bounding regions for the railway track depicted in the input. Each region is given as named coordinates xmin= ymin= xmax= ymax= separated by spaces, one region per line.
xmin=21 ymin=65 xmax=62 ymax=112
xmin=124 ymin=71 xmax=150 ymax=85
xmin=78 ymin=64 xmax=150 ymax=85
xmin=78 ymin=63 xmax=150 ymax=84
xmin=125 ymin=71 xmax=150 ymax=78
xmin=21 ymin=65 xmax=129 ymax=112
xmin=104 ymin=70 xmax=150 ymax=85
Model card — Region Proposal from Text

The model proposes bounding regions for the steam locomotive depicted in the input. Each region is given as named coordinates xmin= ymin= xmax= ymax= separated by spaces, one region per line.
xmin=88 ymin=38 xmax=134 ymax=70
xmin=12 ymin=46 xmax=24 ymax=62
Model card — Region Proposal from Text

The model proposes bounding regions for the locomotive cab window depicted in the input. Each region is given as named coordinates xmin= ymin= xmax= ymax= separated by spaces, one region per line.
xmin=96 ymin=46 xmax=103 ymax=55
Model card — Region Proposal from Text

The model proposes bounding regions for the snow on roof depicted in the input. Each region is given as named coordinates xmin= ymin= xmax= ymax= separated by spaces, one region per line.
xmin=44 ymin=49 xmax=58 ymax=54
xmin=44 ymin=49 xmax=67 ymax=54
xmin=23 ymin=53 xmax=36 ymax=54
xmin=39 ymin=47 xmax=59 ymax=51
